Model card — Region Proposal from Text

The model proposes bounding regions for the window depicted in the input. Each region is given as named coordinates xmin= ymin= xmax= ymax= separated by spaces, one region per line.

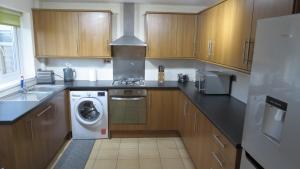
xmin=0 ymin=24 xmax=20 ymax=78
xmin=0 ymin=7 xmax=22 ymax=84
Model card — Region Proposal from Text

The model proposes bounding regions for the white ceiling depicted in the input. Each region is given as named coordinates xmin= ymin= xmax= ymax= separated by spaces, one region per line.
xmin=40 ymin=0 xmax=217 ymax=6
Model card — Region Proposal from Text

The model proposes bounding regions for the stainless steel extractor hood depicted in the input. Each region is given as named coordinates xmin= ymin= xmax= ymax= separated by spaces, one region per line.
xmin=110 ymin=3 xmax=146 ymax=46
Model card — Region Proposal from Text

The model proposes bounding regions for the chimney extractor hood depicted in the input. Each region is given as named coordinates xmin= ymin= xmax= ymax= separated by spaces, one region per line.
xmin=110 ymin=3 xmax=146 ymax=46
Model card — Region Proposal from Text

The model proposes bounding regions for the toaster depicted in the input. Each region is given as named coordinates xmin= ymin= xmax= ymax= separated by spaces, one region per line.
xmin=36 ymin=70 xmax=55 ymax=84
xmin=195 ymin=70 xmax=232 ymax=95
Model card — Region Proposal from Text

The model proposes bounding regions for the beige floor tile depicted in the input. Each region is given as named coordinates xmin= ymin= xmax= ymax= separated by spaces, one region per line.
xmin=182 ymin=158 xmax=196 ymax=169
xmin=101 ymin=142 xmax=120 ymax=150
xmin=140 ymin=159 xmax=163 ymax=169
xmin=139 ymin=138 xmax=157 ymax=143
xmin=139 ymin=141 xmax=158 ymax=149
xmin=161 ymin=159 xmax=186 ymax=169
xmin=179 ymin=148 xmax=190 ymax=159
xmin=89 ymin=148 xmax=99 ymax=160
xmin=120 ymin=142 xmax=139 ymax=149
xmin=118 ymin=148 xmax=139 ymax=159
xmin=121 ymin=138 xmax=139 ymax=143
xmin=93 ymin=159 xmax=117 ymax=169
xmin=84 ymin=159 xmax=95 ymax=169
xmin=96 ymin=149 xmax=119 ymax=159
xmin=102 ymin=138 xmax=121 ymax=143
xmin=139 ymin=148 xmax=160 ymax=159
xmin=116 ymin=159 xmax=139 ymax=169
xmin=158 ymin=140 xmax=177 ymax=149
xmin=175 ymin=139 xmax=185 ymax=149
xmin=159 ymin=148 xmax=180 ymax=159
xmin=93 ymin=140 xmax=102 ymax=150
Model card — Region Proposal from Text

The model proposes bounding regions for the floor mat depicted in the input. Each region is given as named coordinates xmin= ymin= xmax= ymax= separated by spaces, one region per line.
xmin=54 ymin=140 xmax=95 ymax=169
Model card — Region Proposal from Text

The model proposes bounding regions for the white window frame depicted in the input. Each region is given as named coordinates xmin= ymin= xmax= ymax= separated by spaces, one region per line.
xmin=0 ymin=25 xmax=21 ymax=84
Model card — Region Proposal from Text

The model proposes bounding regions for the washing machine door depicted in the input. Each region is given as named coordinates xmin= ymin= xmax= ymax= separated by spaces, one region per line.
xmin=75 ymin=97 xmax=104 ymax=126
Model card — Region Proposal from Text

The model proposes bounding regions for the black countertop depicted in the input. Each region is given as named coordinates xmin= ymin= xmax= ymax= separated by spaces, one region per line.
xmin=0 ymin=80 xmax=246 ymax=147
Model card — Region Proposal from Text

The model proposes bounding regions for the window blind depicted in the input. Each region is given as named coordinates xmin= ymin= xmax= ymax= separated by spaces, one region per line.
xmin=0 ymin=7 xmax=22 ymax=27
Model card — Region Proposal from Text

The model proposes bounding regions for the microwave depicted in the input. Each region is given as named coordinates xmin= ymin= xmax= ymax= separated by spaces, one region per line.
xmin=195 ymin=70 xmax=232 ymax=95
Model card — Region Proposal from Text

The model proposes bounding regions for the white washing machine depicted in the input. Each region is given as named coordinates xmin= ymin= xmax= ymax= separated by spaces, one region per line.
xmin=70 ymin=91 xmax=108 ymax=139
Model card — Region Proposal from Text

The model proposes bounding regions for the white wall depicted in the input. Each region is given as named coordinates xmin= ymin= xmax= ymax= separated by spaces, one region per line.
xmin=0 ymin=0 xmax=37 ymax=90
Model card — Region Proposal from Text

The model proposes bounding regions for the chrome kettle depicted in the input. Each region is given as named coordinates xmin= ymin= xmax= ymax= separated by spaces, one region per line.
xmin=63 ymin=67 xmax=76 ymax=82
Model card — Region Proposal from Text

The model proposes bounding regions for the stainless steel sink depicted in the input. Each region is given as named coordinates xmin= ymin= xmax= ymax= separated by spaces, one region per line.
xmin=28 ymin=85 xmax=64 ymax=92
xmin=0 ymin=85 xmax=64 ymax=102
xmin=1 ymin=91 xmax=52 ymax=101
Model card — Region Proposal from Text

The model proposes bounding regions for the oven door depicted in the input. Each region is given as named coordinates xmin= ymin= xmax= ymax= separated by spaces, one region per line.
xmin=109 ymin=96 xmax=147 ymax=124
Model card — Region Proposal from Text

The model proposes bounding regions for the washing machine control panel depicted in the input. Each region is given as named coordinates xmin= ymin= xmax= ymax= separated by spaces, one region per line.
xmin=98 ymin=92 xmax=106 ymax=96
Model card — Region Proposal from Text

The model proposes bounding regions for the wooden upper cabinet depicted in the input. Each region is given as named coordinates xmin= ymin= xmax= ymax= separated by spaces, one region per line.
xmin=146 ymin=13 xmax=177 ymax=58
xmin=197 ymin=7 xmax=218 ymax=61
xmin=55 ymin=12 xmax=79 ymax=57
xmin=217 ymin=0 xmax=254 ymax=70
xmin=247 ymin=0 xmax=295 ymax=70
xmin=146 ymin=13 xmax=197 ymax=59
xmin=176 ymin=14 xmax=197 ymax=58
xmin=33 ymin=10 xmax=57 ymax=56
xmin=78 ymin=12 xmax=111 ymax=57
xmin=33 ymin=10 xmax=111 ymax=58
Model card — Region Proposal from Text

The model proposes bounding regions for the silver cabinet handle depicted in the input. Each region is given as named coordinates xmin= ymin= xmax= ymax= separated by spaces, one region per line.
xmin=111 ymin=97 xmax=145 ymax=101
xmin=243 ymin=41 xmax=250 ymax=65
xmin=213 ymin=134 xmax=225 ymax=149
xmin=37 ymin=105 xmax=52 ymax=117
xmin=212 ymin=152 xmax=224 ymax=168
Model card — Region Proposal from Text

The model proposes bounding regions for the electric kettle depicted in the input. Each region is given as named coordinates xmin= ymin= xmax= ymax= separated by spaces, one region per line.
xmin=63 ymin=66 xmax=76 ymax=82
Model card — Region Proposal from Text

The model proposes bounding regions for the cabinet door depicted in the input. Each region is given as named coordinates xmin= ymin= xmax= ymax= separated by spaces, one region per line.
xmin=211 ymin=127 xmax=238 ymax=169
xmin=33 ymin=10 xmax=57 ymax=56
xmin=31 ymin=104 xmax=55 ymax=169
xmin=216 ymin=0 xmax=254 ymax=70
xmin=147 ymin=90 xmax=178 ymax=130
xmin=48 ymin=91 xmax=68 ymax=159
xmin=78 ymin=12 xmax=111 ymax=57
xmin=146 ymin=14 xmax=177 ymax=58
xmin=247 ymin=0 xmax=295 ymax=70
xmin=197 ymin=7 xmax=218 ymax=61
xmin=176 ymin=14 xmax=197 ymax=58
xmin=55 ymin=12 xmax=79 ymax=57
xmin=12 ymin=117 xmax=34 ymax=169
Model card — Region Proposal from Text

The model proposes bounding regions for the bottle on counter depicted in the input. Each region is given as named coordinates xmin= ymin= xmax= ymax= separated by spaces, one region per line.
xmin=158 ymin=65 xmax=165 ymax=83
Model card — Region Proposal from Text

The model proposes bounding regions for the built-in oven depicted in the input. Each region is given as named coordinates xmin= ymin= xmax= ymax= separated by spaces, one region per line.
xmin=109 ymin=89 xmax=147 ymax=124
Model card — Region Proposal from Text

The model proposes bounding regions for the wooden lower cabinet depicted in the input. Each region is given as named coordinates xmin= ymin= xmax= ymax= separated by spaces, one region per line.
xmin=0 ymin=91 xmax=68 ymax=169
xmin=178 ymin=93 xmax=240 ymax=169
xmin=147 ymin=89 xmax=179 ymax=130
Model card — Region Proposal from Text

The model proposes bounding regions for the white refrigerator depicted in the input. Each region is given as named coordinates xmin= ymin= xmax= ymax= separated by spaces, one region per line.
xmin=240 ymin=14 xmax=300 ymax=169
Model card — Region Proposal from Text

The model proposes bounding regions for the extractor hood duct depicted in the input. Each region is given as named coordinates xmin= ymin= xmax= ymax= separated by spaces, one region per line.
xmin=110 ymin=3 xmax=146 ymax=46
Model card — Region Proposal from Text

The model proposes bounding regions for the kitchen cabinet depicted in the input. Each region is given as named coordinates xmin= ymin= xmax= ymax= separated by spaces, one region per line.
xmin=247 ymin=0 xmax=295 ymax=70
xmin=218 ymin=0 xmax=254 ymax=70
xmin=146 ymin=13 xmax=197 ymax=59
xmin=178 ymin=93 xmax=240 ymax=169
xmin=33 ymin=10 xmax=57 ymax=56
xmin=33 ymin=10 xmax=112 ymax=58
xmin=0 ymin=91 xmax=68 ymax=169
xmin=147 ymin=89 xmax=179 ymax=130
xmin=55 ymin=12 xmax=79 ymax=57
xmin=78 ymin=12 xmax=111 ymax=57
xmin=146 ymin=13 xmax=177 ymax=58
xmin=196 ymin=0 xmax=297 ymax=72
xmin=176 ymin=14 xmax=197 ymax=58
xmin=197 ymin=7 xmax=219 ymax=62
xmin=197 ymin=0 xmax=254 ymax=71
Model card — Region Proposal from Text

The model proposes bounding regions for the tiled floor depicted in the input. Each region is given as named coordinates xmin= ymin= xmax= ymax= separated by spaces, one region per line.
xmin=85 ymin=137 xmax=196 ymax=169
